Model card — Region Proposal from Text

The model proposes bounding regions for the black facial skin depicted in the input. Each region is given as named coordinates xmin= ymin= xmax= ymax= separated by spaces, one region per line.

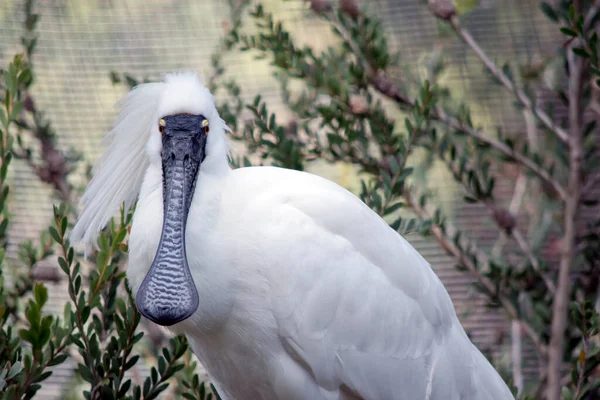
xmin=135 ymin=113 xmax=207 ymax=326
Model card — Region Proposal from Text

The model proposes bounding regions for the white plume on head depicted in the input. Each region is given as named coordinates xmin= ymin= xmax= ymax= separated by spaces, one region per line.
xmin=71 ymin=72 xmax=229 ymax=248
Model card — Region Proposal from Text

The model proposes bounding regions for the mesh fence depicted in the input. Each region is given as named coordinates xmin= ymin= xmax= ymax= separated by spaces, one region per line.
xmin=0 ymin=0 xmax=558 ymax=397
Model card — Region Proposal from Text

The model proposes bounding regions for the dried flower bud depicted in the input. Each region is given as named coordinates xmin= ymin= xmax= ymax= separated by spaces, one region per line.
xmin=428 ymin=0 xmax=456 ymax=20
xmin=349 ymin=95 xmax=368 ymax=115
xmin=491 ymin=207 xmax=517 ymax=234
xmin=23 ymin=95 xmax=36 ymax=113
xmin=309 ymin=0 xmax=330 ymax=13
xmin=340 ymin=0 xmax=360 ymax=19
xmin=372 ymin=72 xmax=410 ymax=105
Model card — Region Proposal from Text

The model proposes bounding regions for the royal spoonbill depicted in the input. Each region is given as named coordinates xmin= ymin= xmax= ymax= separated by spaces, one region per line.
xmin=71 ymin=72 xmax=515 ymax=400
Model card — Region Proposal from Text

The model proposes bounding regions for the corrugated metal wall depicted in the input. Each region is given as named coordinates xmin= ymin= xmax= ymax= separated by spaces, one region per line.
xmin=0 ymin=0 xmax=560 ymax=397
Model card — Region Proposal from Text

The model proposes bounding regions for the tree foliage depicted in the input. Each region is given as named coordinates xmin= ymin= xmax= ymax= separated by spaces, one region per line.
xmin=0 ymin=1 xmax=221 ymax=400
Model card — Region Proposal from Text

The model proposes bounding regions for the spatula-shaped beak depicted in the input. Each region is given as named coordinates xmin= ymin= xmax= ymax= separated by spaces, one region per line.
xmin=135 ymin=114 xmax=207 ymax=326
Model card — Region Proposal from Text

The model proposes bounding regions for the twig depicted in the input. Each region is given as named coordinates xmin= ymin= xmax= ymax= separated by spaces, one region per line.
xmin=447 ymin=15 xmax=569 ymax=145
xmin=547 ymin=11 xmax=586 ymax=400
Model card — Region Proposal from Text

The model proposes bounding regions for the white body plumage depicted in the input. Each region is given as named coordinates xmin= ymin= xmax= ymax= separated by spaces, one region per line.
xmin=72 ymin=73 xmax=515 ymax=400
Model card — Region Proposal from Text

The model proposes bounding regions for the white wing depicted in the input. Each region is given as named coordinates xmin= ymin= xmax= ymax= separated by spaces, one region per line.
xmin=239 ymin=167 xmax=514 ymax=400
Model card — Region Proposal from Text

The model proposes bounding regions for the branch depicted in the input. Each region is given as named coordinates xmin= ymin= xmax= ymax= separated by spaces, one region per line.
xmin=447 ymin=15 xmax=570 ymax=145
xmin=324 ymin=11 xmax=568 ymax=201
xmin=547 ymin=21 xmax=586 ymax=400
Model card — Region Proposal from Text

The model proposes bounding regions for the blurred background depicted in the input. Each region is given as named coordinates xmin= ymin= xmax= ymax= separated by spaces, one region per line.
xmin=0 ymin=0 xmax=568 ymax=397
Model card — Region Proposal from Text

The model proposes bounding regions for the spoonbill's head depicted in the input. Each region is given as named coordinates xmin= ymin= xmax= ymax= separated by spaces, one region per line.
xmin=71 ymin=73 xmax=230 ymax=326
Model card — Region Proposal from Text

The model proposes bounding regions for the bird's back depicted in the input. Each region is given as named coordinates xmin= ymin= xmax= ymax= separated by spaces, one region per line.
xmin=208 ymin=166 xmax=515 ymax=400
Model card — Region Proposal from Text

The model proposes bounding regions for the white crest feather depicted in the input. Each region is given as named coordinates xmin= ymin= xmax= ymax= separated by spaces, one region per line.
xmin=71 ymin=72 xmax=229 ymax=248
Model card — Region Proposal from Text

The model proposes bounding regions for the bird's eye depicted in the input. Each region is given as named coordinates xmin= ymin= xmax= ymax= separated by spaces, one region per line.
xmin=159 ymin=119 xmax=166 ymax=134
xmin=202 ymin=119 xmax=209 ymax=134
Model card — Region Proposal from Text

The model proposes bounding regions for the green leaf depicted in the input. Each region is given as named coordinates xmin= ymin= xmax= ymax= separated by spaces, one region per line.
xmin=34 ymin=282 xmax=48 ymax=307
xmin=151 ymin=367 xmax=158 ymax=384
xmin=125 ymin=355 xmax=140 ymax=371
xmin=399 ymin=167 xmax=413 ymax=180
xmin=404 ymin=118 xmax=414 ymax=134
xmin=158 ymin=357 xmax=166 ymax=375
xmin=384 ymin=202 xmax=404 ymax=216
xmin=4 ymin=70 xmax=14 ymax=94
xmin=31 ymin=370 xmax=52 ymax=384
xmin=7 ymin=362 xmax=23 ymax=379
xmin=388 ymin=157 xmax=399 ymax=175
xmin=47 ymin=353 xmax=68 ymax=367
xmin=49 ymin=226 xmax=61 ymax=244
xmin=58 ymin=257 xmax=69 ymax=274
xmin=146 ymin=382 xmax=169 ymax=400
xmin=0 ymin=218 xmax=9 ymax=238
xmin=540 ymin=2 xmax=559 ymax=22
xmin=573 ymin=47 xmax=590 ymax=58
xmin=77 ymin=363 xmax=94 ymax=384
xmin=17 ymin=68 xmax=31 ymax=85
xmin=10 ymin=102 xmax=22 ymax=120
xmin=560 ymin=27 xmax=578 ymax=37
xmin=118 ymin=379 xmax=132 ymax=397
xmin=568 ymin=4 xmax=575 ymax=21
xmin=464 ymin=195 xmax=478 ymax=203
xmin=170 ymin=362 xmax=185 ymax=375
xmin=0 ymin=109 xmax=7 ymax=129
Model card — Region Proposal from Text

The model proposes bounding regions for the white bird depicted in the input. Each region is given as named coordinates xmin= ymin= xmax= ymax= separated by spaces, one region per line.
xmin=71 ymin=73 xmax=515 ymax=400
